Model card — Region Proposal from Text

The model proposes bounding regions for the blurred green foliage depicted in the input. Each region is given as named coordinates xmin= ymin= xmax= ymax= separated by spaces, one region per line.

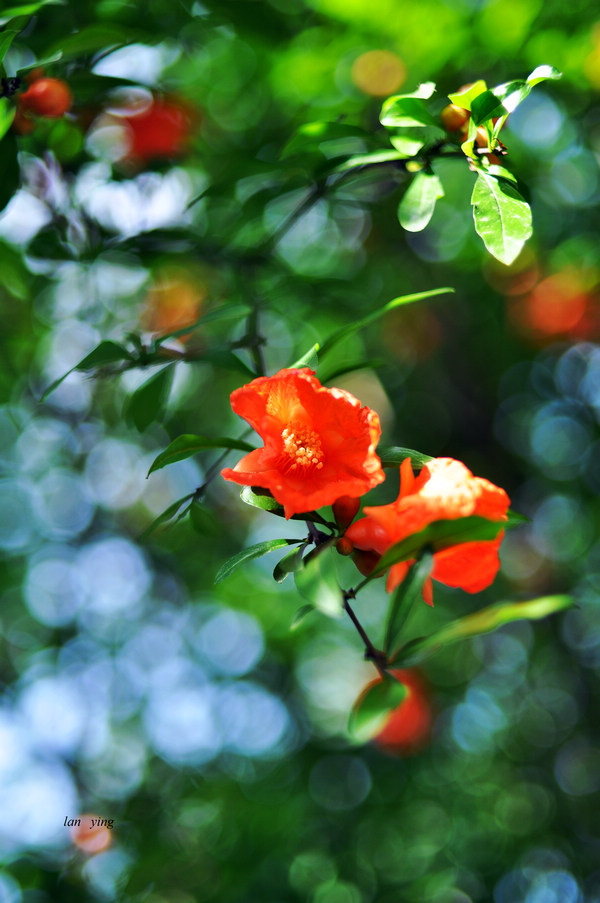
xmin=1 ymin=1 xmax=600 ymax=902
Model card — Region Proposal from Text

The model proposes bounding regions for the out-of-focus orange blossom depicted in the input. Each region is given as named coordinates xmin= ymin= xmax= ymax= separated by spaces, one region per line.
xmin=141 ymin=267 xmax=207 ymax=341
xmin=351 ymin=50 xmax=406 ymax=96
xmin=507 ymin=270 xmax=600 ymax=343
xmin=70 ymin=814 xmax=113 ymax=855
xmin=355 ymin=669 xmax=433 ymax=756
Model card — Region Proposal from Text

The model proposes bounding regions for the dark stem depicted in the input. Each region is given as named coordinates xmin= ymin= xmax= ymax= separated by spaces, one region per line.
xmin=343 ymin=592 xmax=387 ymax=675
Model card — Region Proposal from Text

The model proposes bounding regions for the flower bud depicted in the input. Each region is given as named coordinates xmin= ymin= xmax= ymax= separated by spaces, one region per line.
xmin=332 ymin=495 xmax=361 ymax=531
xmin=335 ymin=536 xmax=354 ymax=556
xmin=352 ymin=549 xmax=382 ymax=577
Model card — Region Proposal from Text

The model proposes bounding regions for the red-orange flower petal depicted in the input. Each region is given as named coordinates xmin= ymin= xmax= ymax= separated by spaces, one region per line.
xmin=346 ymin=456 xmax=509 ymax=602
xmin=360 ymin=669 xmax=432 ymax=755
xmin=221 ymin=368 xmax=385 ymax=518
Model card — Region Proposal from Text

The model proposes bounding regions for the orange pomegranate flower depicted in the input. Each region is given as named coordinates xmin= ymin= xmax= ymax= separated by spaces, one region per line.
xmin=221 ymin=368 xmax=385 ymax=518
xmin=369 ymin=669 xmax=432 ymax=755
xmin=346 ymin=456 xmax=509 ymax=603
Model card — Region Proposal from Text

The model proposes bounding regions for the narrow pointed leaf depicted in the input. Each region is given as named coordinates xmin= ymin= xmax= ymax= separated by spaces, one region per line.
xmin=472 ymin=172 xmax=532 ymax=265
xmin=0 ymin=0 xmax=65 ymax=25
xmin=318 ymin=287 xmax=453 ymax=359
xmin=0 ymin=31 xmax=18 ymax=65
xmin=348 ymin=672 xmax=408 ymax=742
xmin=377 ymin=446 xmax=433 ymax=471
xmin=40 ymin=340 xmax=134 ymax=401
xmin=527 ymin=64 xmax=562 ymax=86
xmin=384 ymin=552 xmax=434 ymax=658
xmin=273 ymin=542 xmax=308 ymax=583
xmin=398 ymin=171 xmax=444 ymax=232
xmin=396 ymin=595 xmax=574 ymax=666
xmin=152 ymin=304 xmax=251 ymax=344
xmin=189 ymin=501 xmax=221 ymax=536
xmin=125 ymin=366 xmax=174 ymax=432
xmin=215 ymin=538 xmax=300 ymax=585
xmin=291 ymin=604 xmax=315 ymax=630
xmin=294 ymin=543 xmax=344 ymax=618
xmin=290 ymin=343 xmax=319 ymax=371
xmin=320 ymin=358 xmax=385 ymax=384
xmin=140 ymin=493 xmax=195 ymax=540
xmin=148 ymin=434 xmax=255 ymax=476
xmin=239 ymin=486 xmax=331 ymax=525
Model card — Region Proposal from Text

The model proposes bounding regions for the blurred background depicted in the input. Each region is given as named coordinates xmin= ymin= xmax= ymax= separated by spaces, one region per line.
xmin=1 ymin=0 xmax=600 ymax=901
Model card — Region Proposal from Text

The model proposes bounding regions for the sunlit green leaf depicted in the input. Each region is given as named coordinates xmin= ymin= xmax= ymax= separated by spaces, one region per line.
xmin=215 ymin=538 xmax=300 ymax=584
xmin=448 ymin=79 xmax=487 ymax=110
xmin=398 ymin=171 xmax=444 ymax=232
xmin=125 ymin=366 xmax=175 ymax=433
xmin=318 ymin=287 xmax=453 ymax=358
xmin=471 ymin=172 xmax=532 ymax=265
xmin=0 ymin=98 xmax=15 ymax=144
xmin=396 ymin=595 xmax=574 ymax=665
xmin=377 ymin=446 xmax=433 ymax=471
xmin=384 ymin=552 xmax=434 ymax=658
xmin=470 ymin=90 xmax=506 ymax=125
xmin=380 ymin=82 xmax=439 ymax=128
xmin=389 ymin=134 xmax=426 ymax=156
xmin=527 ymin=64 xmax=562 ymax=86
xmin=348 ymin=671 xmax=408 ymax=742
xmin=294 ymin=543 xmax=344 ymax=618
xmin=148 ymin=434 xmax=255 ymax=476
xmin=336 ymin=150 xmax=408 ymax=171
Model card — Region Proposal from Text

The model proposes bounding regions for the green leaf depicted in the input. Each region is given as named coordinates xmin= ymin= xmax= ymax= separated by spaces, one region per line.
xmin=289 ymin=343 xmax=319 ymax=371
xmin=336 ymin=150 xmax=408 ymax=171
xmin=389 ymin=135 xmax=426 ymax=156
xmin=448 ymin=80 xmax=487 ymax=110
xmin=0 ymin=31 xmax=18 ymax=65
xmin=152 ymin=304 xmax=251 ymax=344
xmin=273 ymin=542 xmax=308 ymax=583
xmin=384 ymin=552 xmax=434 ymax=659
xmin=470 ymin=90 xmax=506 ymax=126
xmin=148 ymin=434 xmax=255 ymax=476
xmin=0 ymin=0 xmax=64 ymax=25
xmin=40 ymin=340 xmax=134 ymax=401
xmin=215 ymin=538 xmax=300 ymax=584
xmin=471 ymin=172 xmax=532 ymax=265
xmin=15 ymin=51 xmax=63 ymax=75
xmin=282 ymin=120 xmax=370 ymax=158
xmin=398 ymin=171 xmax=444 ymax=232
xmin=45 ymin=23 xmax=141 ymax=59
xmin=320 ymin=358 xmax=385 ymax=384
xmin=318 ymin=286 xmax=454 ymax=359
xmin=380 ymin=83 xmax=439 ymax=128
xmin=527 ymin=64 xmax=562 ymax=86
xmin=189 ymin=501 xmax=221 ymax=536
xmin=348 ymin=672 xmax=408 ymax=742
xmin=362 ymin=516 xmax=505 ymax=586
xmin=294 ymin=543 xmax=344 ymax=618
xmin=239 ymin=486 xmax=331 ymax=525
xmin=139 ymin=493 xmax=195 ymax=540
xmin=197 ymin=349 xmax=255 ymax=377
xmin=125 ymin=366 xmax=174 ymax=433
xmin=377 ymin=446 xmax=433 ymax=471
xmin=396 ymin=595 xmax=574 ymax=666
xmin=507 ymin=508 xmax=529 ymax=527
xmin=291 ymin=604 xmax=315 ymax=630
xmin=0 ymin=97 xmax=15 ymax=144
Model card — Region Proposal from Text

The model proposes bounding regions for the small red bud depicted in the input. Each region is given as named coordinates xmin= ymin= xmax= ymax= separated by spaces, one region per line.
xmin=19 ymin=77 xmax=72 ymax=118
xmin=332 ymin=496 xmax=361 ymax=531
xmin=352 ymin=549 xmax=382 ymax=577
xmin=335 ymin=536 xmax=354 ymax=556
